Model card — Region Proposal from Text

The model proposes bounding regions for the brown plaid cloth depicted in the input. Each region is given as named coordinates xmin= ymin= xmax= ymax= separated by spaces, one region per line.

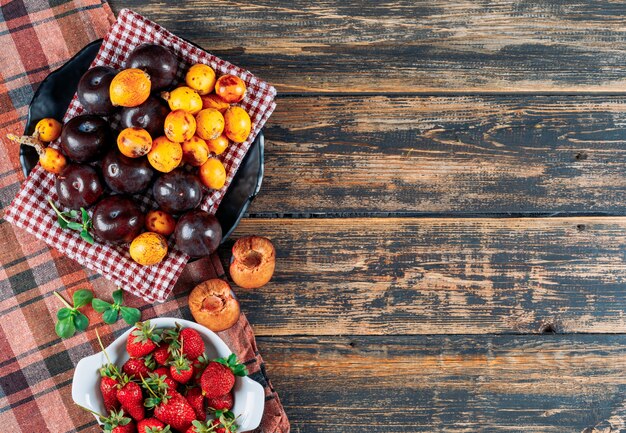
xmin=0 ymin=1 xmax=289 ymax=432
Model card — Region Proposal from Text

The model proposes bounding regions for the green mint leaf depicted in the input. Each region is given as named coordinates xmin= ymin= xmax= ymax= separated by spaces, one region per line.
xmin=112 ymin=289 xmax=124 ymax=305
xmin=102 ymin=308 xmax=119 ymax=324
xmin=57 ymin=216 xmax=68 ymax=229
xmin=66 ymin=221 xmax=83 ymax=231
xmin=227 ymin=353 xmax=237 ymax=364
xmin=92 ymin=298 xmax=112 ymax=312
xmin=55 ymin=318 xmax=76 ymax=338
xmin=120 ymin=306 xmax=141 ymax=325
xmin=81 ymin=208 xmax=90 ymax=224
xmin=72 ymin=289 xmax=93 ymax=308
xmin=74 ymin=312 xmax=89 ymax=331
xmin=69 ymin=210 xmax=79 ymax=219
xmin=57 ymin=307 xmax=73 ymax=321
xmin=81 ymin=230 xmax=95 ymax=244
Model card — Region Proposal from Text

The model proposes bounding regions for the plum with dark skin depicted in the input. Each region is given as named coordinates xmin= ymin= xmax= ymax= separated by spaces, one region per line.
xmin=101 ymin=150 xmax=155 ymax=194
xmin=174 ymin=210 xmax=222 ymax=257
xmin=60 ymin=115 xmax=111 ymax=162
xmin=77 ymin=66 xmax=117 ymax=115
xmin=152 ymin=170 xmax=203 ymax=214
xmin=125 ymin=43 xmax=179 ymax=91
xmin=91 ymin=196 xmax=144 ymax=243
xmin=55 ymin=164 xmax=104 ymax=209
xmin=119 ymin=96 xmax=170 ymax=137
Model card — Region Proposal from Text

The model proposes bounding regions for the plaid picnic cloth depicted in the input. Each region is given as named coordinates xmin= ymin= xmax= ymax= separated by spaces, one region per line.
xmin=4 ymin=8 xmax=277 ymax=303
xmin=0 ymin=1 xmax=289 ymax=432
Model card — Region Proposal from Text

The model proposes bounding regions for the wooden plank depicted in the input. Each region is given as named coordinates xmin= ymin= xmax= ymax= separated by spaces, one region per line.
xmin=111 ymin=1 xmax=626 ymax=93
xmin=221 ymin=217 xmax=626 ymax=335
xmin=257 ymin=335 xmax=626 ymax=432
xmin=247 ymin=95 xmax=626 ymax=216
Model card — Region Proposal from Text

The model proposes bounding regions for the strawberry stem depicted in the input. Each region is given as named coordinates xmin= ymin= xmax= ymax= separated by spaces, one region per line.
xmin=75 ymin=403 xmax=104 ymax=418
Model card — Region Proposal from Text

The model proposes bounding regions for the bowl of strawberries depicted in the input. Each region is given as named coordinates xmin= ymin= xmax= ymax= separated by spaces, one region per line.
xmin=71 ymin=318 xmax=264 ymax=432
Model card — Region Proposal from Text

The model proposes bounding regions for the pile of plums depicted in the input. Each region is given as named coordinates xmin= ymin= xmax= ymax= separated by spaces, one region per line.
xmin=31 ymin=43 xmax=254 ymax=266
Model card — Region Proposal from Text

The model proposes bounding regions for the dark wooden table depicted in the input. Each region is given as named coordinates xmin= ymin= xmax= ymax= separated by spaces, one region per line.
xmin=109 ymin=1 xmax=626 ymax=431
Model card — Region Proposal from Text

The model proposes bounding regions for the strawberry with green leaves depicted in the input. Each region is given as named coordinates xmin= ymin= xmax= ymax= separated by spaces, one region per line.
xmin=163 ymin=325 xmax=205 ymax=361
xmin=185 ymin=387 xmax=206 ymax=421
xmin=152 ymin=367 xmax=178 ymax=390
xmin=169 ymin=347 xmax=194 ymax=384
xmin=78 ymin=407 xmax=135 ymax=433
xmin=96 ymin=331 xmax=122 ymax=412
xmin=185 ymin=411 xmax=238 ymax=433
xmin=153 ymin=343 xmax=172 ymax=366
xmin=200 ymin=354 xmax=247 ymax=398
xmin=127 ymin=321 xmax=161 ymax=358
xmin=142 ymin=375 xmax=197 ymax=431
xmin=206 ymin=392 xmax=233 ymax=411
xmin=117 ymin=379 xmax=145 ymax=421
xmin=123 ymin=355 xmax=155 ymax=379
xmin=137 ymin=418 xmax=171 ymax=433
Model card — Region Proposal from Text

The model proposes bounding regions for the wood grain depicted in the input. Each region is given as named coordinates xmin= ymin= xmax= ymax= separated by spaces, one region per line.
xmin=110 ymin=0 xmax=626 ymax=93
xmin=256 ymin=335 xmax=626 ymax=432
xmin=222 ymin=217 xmax=626 ymax=335
xmin=248 ymin=95 xmax=626 ymax=216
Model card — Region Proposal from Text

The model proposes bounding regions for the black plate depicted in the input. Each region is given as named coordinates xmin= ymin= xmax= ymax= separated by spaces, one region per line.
xmin=20 ymin=39 xmax=264 ymax=242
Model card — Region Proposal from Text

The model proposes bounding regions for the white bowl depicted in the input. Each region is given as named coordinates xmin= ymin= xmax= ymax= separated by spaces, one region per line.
xmin=72 ymin=317 xmax=264 ymax=431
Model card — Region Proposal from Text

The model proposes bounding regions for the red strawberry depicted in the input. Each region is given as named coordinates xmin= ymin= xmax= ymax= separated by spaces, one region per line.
xmin=137 ymin=417 xmax=170 ymax=433
xmin=100 ymin=375 xmax=121 ymax=412
xmin=192 ymin=354 xmax=209 ymax=382
xmin=185 ymin=420 xmax=212 ymax=433
xmin=185 ymin=387 xmax=206 ymax=420
xmin=200 ymin=363 xmax=234 ymax=398
xmin=179 ymin=328 xmax=205 ymax=360
xmin=113 ymin=423 xmax=137 ymax=433
xmin=117 ymin=381 xmax=145 ymax=421
xmin=123 ymin=357 xmax=154 ymax=379
xmin=210 ymin=411 xmax=238 ymax=433
xmin=152 ymin=390 xmax=197 ymax=432
xmin=170 ymin=351 xmax=194 ymax=384
xmin=206 ymin=392 xmax=233 ymax=411
xmin=153 ymin=344 xmax=171 ymax=366
xmin=153 ymin=367 xmax=178 ymax=390
xmin=81 ymin=408 xmax=135 ymax=433
xmin=127 ymin=322 xmax=161 ymax=358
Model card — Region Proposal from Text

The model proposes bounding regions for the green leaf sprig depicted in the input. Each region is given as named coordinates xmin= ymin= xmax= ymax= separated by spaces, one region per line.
xmin=92 ymin=289 xmax=141 ymax=325
xmin=54 ymin=290 xmax=93 ymax=338
xmin=48 ymin=198 xmax=94 ymax=244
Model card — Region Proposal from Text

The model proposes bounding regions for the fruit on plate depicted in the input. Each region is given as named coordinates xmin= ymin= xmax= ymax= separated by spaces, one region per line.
xmin=127 ymin=321 xmax=161 ymax=357
xmin=185 ymin=64 xmax=216 ymax=95
xmin=162 ymin=325 xmax=205 ymax=361
xmin=200 ymin=354 xmax=247 ymax=398
xmin=163 ymin=86 xmax=203 ymax=114
xmin=137 ymin=418 xmax=167 ymax=433
xmin=182 ymin=135 xmax=210 ymax=166
xmin=214 ymin=74 xmax=246 ymax=103
xmin=122 ymin=357 xmax=154 ymax=379
xmin=206 ymin=392 xmax=234 ymax=411
xmin=223 ymin=106 xmax=251 ymax=143
xmin=77 ymin=66 xmax=118 ymax=115
xmin=200 ymin=94 xmax=229 ymax=113
xmin=149 ymin=388 xmax=196 ymax=432
xmin=229 ymin=235 xmax=276 ymax=290
xmin=195 ymin=108 xmax=224 ymax=141
xmin=117 ymin=126 xmax=153 ymax=158
xmin=147 ymin=136 xmax=183 ymax=173
xmin=185 ymin=387 xmax=206 ymax=420
xmin=102 ymin=150 xmax=155 ymax=194
xmin=119 ymin=96 xmax=170 ymax=138
xmin=174 ymin=210 xmax=222 ymax=257
xmin=118 ymin=380 xmax=145 ymax=421
xmin=60 ymin=114 xmax=111 ymax=162
xmin=206 ymin=134 xmax=229 ymax=155
xmin=130 ymin=232 xmax=168 ymax=266
xmin=188 ymin=279 xmax=240 ymax=331
xmin=110 ymin=68 xmax=151 ymax=107
xmin=153 ymin=170 xmax=203 ymax=214
xmin=95 ymin=409 xmax=135 ymax=433
xmin=169 ymin=349 xmax=194 ymax=384
xmin=164 ymin=109 xmax=197 ymax=142
xmin=34 ymin=118 xmax=63 ymax=142
xmin=145 ymin=209 xmax=176 ymax=236
xmin=39 ymin=147 xmax=68 ymax=174
xmin=198 ymin=157 xmax=226 ymax=190
xmin=92 ymin=196 xmax=144 ymax=243
xmin=55 ymin=164 xmax=104 ymax=209
xmin=126 ymin=43 xmax=179 ymax=91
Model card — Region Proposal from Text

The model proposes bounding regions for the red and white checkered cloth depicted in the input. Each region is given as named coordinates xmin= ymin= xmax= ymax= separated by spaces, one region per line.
xmin=5 ymin=9 xmax=276 ymax=303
